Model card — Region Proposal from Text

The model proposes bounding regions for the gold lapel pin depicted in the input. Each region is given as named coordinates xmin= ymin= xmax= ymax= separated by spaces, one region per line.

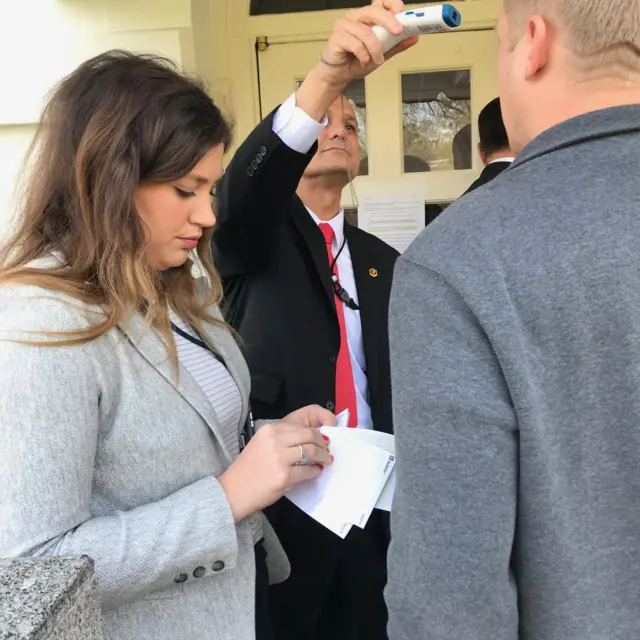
xmin=369 ymin=268 xmax=378 ymax=278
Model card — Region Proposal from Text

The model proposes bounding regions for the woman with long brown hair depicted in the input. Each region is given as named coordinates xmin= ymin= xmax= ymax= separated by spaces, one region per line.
xmin=0 ymin=50 xmax=336 ymax=640
xmin=0 ymin=2 xmax=411 ymax=637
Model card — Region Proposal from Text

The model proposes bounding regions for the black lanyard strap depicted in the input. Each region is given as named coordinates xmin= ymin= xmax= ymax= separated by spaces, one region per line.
xmin=170 ymin=319 xmax=256 ymax=451
xmin=170 ymin=321 xmax=226 ymax=367
xmin=328 ymin=235 xmax=360 ymax=311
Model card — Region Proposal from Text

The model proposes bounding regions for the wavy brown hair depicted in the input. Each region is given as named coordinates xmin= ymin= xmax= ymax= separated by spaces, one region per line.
xmin=0 ymin=50 xmax=232 ymax=362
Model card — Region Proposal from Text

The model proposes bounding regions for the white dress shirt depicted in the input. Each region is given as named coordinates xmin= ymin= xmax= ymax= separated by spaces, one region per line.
xmin=488 ymin=156 xmax=515 ymax=165
xmin=272 ymin=94 xmax=373 ymax=430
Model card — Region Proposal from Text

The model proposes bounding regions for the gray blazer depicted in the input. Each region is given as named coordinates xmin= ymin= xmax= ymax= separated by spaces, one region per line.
xmin=0 ymin=282 xmax=289 ymax=640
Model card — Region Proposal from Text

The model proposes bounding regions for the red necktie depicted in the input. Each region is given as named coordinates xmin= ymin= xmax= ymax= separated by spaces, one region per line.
xmin=319 ymin=223 xmax=358 ymax=428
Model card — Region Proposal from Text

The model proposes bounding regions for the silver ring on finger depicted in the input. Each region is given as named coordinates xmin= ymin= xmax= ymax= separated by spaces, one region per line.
xmin=295 ymin=444 xmax=309 ymax=466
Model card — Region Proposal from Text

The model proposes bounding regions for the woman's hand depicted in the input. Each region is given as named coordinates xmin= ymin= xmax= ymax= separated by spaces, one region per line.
xmin=219 ymin=405 xmax=335 ymax=523
xmin=282 ymin=404 xmax=337 ymax=429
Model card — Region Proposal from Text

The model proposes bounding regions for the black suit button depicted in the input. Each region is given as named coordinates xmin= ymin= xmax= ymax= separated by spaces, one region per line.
xmin=174 ymin=573 xmax=188 ymax=584
xmin=259 ymin=146 xmax=267 ymax=157
xmin=325 ymin=401 xmax=335 ymax=411
xmin=212 ymin=560 xmax=225 ymax=572
xmin=328 ymin=355 xmax=336 ymax=364
xmin=256 ymin=154 xmax=263 ymax=164
xmin=251 ymin=159 xmax=259 ymax=170
xmin=193 ymin=566 xmax=206 ymax=578
xmin=246 ymin=167 xmax=254 ymax=177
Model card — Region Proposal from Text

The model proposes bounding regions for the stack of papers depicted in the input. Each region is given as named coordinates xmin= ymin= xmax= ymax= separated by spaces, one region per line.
xmin=285 ymin=425 xmax=397 ymax=538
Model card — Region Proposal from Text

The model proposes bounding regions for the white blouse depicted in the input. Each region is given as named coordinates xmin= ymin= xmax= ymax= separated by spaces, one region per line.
xmin=171 ymin=313 xmax=262 ymax=543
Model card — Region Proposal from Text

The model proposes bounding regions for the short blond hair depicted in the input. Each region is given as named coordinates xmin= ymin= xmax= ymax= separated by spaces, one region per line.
xmin=505 ymin=0 xmax=640 ymax=79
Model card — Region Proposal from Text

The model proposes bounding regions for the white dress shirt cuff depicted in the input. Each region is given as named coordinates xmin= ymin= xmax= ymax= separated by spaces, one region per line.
xmin=272 ymin=92 xmax=327 ymax=154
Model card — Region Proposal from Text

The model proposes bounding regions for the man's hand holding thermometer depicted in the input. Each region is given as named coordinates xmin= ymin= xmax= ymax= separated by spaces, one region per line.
xmin=296 ymin=1 xmax=462 ymax=125
xmin=316 ymin=1 xmax=419 ymax=84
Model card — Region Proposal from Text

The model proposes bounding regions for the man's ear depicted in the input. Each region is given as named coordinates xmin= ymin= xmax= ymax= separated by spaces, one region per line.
xmin=524 ymin=14 xmax=550 ymax=79
xmin=477 ymin=142 xmax=488 ymax=166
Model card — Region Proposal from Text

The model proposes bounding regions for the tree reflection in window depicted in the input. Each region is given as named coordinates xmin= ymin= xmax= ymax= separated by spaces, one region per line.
xmin=402 ymin=70 xmax=471 ymax=173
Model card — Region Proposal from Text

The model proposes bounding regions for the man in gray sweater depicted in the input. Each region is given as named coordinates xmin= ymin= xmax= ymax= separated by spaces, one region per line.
xmin=386 ymin=1 xmax=640 ymax=639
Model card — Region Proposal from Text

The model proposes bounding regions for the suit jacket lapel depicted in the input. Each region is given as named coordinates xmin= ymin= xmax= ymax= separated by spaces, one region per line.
xmin=288 ymin=197 xmax=337 ymax=310
xmin=117 ymin=307 xmax=248 ymax=462
xmin=345 ymin=224 xmax=382 ymax=405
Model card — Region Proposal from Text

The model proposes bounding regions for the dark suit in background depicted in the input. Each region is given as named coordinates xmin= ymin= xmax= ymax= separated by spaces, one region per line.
xmin=461 ymin=98 xmax=515 ymax=197
xmin=213 ymin=110 xmax=398 ymax=640
xmin=463 ymin=160 xmax=513 ymax=195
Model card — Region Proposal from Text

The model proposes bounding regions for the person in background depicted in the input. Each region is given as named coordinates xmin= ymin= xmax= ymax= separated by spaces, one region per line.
xmin=462 ymin=97 xmax=515 ymax=195
xmin=0 ymin=50 xmax=336 ymax=640
xmin=212 ymin=2 xmax=416 ymax=639
xmin=387 ymin=0 xmax=640 ymax=638
xmin=452 ymin=123 xmax=472 ymax=169
xmin=404 ymin=154 xmax=431 ymax=172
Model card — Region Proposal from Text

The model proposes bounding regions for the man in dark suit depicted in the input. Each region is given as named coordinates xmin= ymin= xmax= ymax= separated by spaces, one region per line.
xmin=463 ymin=97 xmax=515 ymax=195
xmin=212 ymin=2 xmax=417 ymax=639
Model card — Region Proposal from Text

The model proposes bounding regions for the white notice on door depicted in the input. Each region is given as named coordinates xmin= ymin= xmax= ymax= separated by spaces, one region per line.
xmin=357 ymin=180 xmax=426 ymax=253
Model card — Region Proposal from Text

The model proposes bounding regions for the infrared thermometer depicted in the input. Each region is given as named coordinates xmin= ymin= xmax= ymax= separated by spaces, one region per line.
xmin=372 ymin=4 xmax=462 ymax=54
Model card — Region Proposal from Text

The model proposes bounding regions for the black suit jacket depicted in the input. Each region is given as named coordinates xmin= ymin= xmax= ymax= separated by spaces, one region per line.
xmin=213 ymin=111 xmax=398 ymax=636
xmin=213 ymin=110 xmax=398 ymax=434
xmin=462 ymin=160 xmax=513 ymax=195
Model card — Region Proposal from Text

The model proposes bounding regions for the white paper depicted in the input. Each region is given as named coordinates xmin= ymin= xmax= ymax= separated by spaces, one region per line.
xmin=328 ymin=428 xmax=396 ymax=514
xmin=357 ymin=180 xmax=426 ymax=253
xmin=374 ymin=470 xmax=396 ymax=512
xmin=284 ymin=427 xmax=395 ymax=538
xmin=321 ymin=427 xmax=396 ymax=528
xmin=335 ymin=409 xmax=350 ymax=428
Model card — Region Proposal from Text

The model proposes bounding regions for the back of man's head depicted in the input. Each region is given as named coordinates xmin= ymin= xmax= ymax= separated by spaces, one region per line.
xmin=478 ymin=98 xmax=512 ymax=164
xmin=497 ymin=0 xmax=640 ymax=152
xmin=504 ymin=0 xmax=640 ymax=77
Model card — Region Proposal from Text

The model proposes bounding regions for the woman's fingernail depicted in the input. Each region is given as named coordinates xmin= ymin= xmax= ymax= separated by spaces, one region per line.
xmin=322 ymin=435 xmax=330 ymax=442
xmin=318 ymin=465 xmax=324 ymax=471
xmin=330 ymin=455 xmax=334 ymax=462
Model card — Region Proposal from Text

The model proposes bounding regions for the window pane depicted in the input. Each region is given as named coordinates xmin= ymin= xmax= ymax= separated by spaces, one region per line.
xmin=251 ymin=0 xmax=369 ymax=15
xmin=402 ymin=70 xmax=471 ymax=173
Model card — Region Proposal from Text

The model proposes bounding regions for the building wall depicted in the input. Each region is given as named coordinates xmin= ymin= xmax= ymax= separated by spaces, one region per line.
xmin=0 ymin=0 xmax=196 ymax=237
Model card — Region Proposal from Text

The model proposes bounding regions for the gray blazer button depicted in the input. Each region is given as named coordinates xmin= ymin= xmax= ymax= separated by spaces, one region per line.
xmin=325 ymin=401 xmax=335 ymax=411
xmin=212 ymin=560 xmax=225 ymax=572
xmin=174 ymin=573 xmax=188 ymax=583
xmin=246 ymin=167 xmax=254 ymax=177
xmin=259 ymin=146 xmax=267 ymax=157
xmin=193 ymin=566 xmax=206 ymax=578
xmin=256 ymin=154 xmax=263 ymax=164
xmin=251 ymin=159 xmax=259 ymax=170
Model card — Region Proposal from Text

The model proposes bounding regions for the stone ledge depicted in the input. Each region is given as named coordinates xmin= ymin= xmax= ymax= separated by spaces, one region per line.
xmin=0 ymin=556 xmax=102 ymax=639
